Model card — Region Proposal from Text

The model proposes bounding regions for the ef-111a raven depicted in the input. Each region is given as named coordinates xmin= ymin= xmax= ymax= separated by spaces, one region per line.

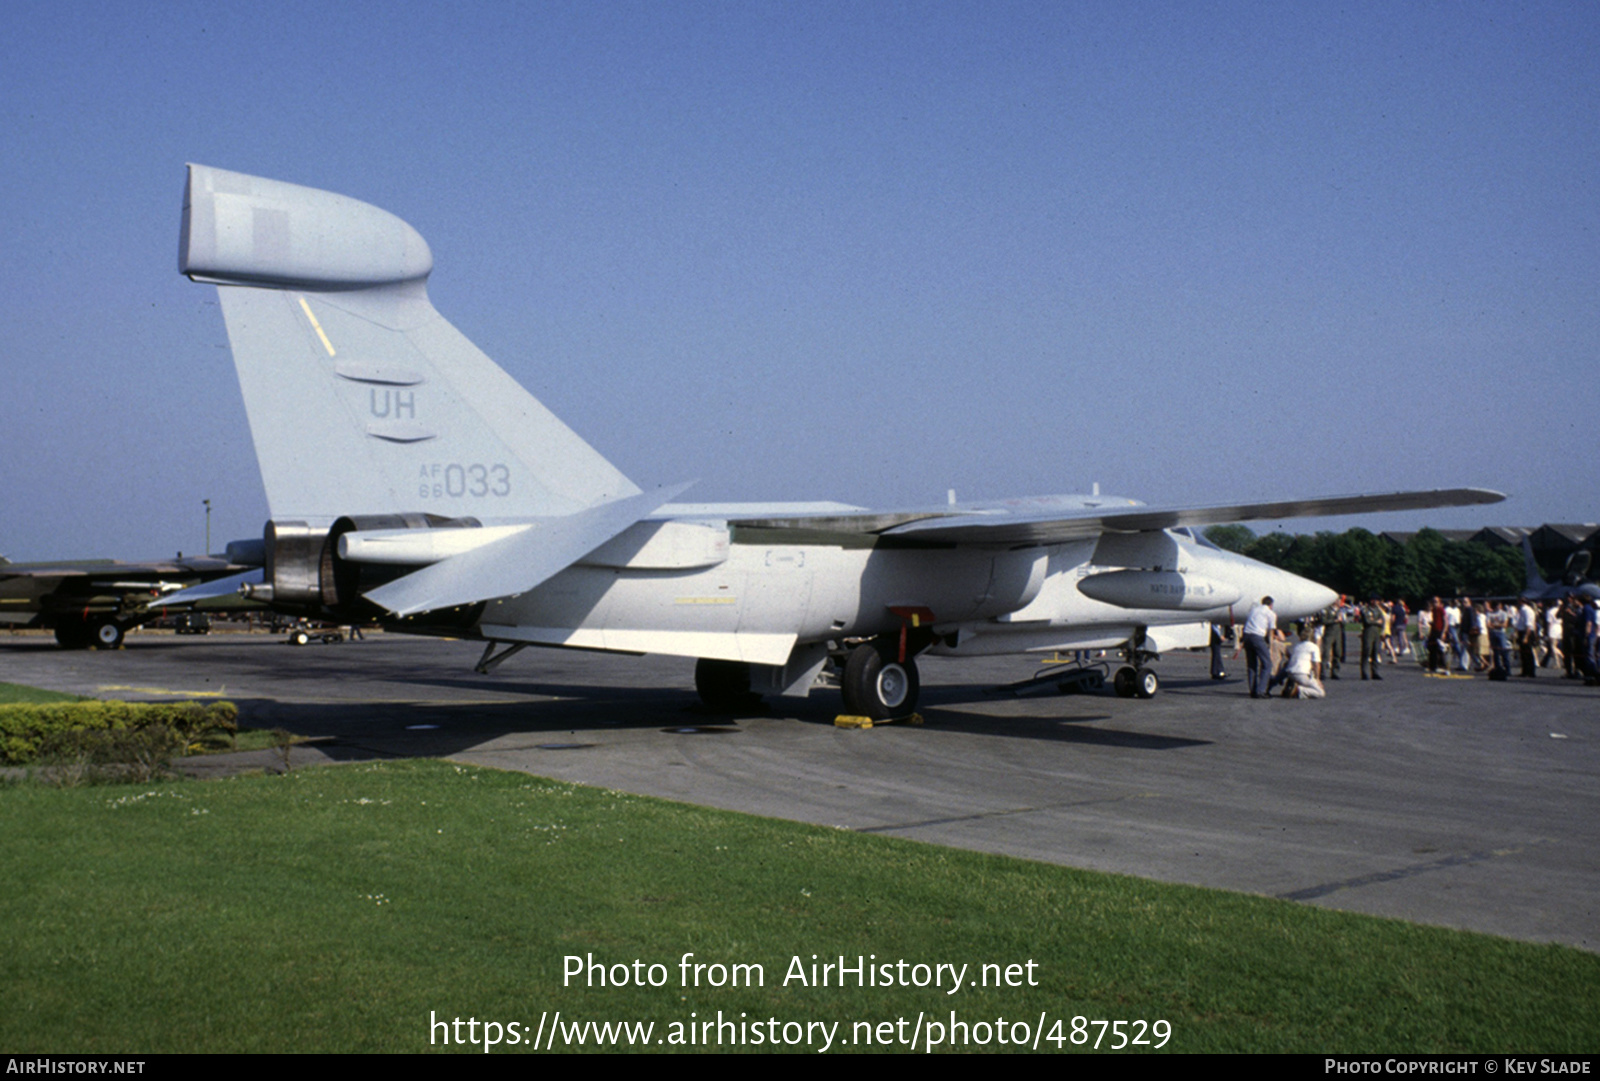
xmin=168 ymin=165 xmax=1502 ymax=716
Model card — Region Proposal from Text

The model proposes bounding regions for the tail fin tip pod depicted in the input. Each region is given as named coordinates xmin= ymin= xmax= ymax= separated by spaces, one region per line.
xmin=180 ymin=164 xmax=640 ymax=521
xmin=181 ymin=164 xmax=433 ymax=289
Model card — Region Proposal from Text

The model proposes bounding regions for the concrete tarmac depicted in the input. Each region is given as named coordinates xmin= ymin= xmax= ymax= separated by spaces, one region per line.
xmin=4 ymin=629 xmax=1595 ymax=951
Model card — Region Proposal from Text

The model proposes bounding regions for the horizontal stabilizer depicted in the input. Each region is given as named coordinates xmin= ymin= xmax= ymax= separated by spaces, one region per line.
xmin=366 ymin=483 xmax=694 ymax=617
xmin=139 ymin=569 xmax=264 ymax=608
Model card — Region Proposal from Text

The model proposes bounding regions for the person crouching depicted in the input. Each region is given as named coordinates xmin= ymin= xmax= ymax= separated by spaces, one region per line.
xmin=1282 ymin=630 xmax=1326 ymax=699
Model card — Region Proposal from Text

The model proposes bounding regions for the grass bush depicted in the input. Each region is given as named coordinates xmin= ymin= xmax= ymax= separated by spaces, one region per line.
xmin=0 ymin=700 xmax=237 ymax=766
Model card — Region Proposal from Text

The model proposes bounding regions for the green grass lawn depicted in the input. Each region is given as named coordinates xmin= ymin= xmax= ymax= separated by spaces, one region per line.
xmin=2 ymin=759 xmax=1595 ymax=1053
xmin=0 ymin=681 xmax=86 ymax=704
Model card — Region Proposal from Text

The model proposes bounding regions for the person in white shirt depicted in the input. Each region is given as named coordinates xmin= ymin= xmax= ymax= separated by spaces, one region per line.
xmin=1544 ymin=602 xmax=1564 ymax=669
xmin=1445 ymin=602 xmax=1468 ymax=671
xmin=1516 ymin=600 xmax=1538 ymax=677
xmin=1242 ymin=597 xmax=1277 ymax=699
xmin=1283 ymin=633 xmax=1325 ymax=699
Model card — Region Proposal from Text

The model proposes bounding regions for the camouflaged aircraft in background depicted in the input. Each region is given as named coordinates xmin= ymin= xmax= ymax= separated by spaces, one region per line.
xmin=1521 ymin=538 xmax=1600 ymax=604
xmin=163 ymin=165 xmax=1502 ymax=717
xmin=0 ymin=547 xmax=258 ymax=648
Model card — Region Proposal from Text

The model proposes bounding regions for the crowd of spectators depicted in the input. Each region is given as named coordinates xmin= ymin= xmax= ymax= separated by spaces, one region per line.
xmin=1217 ymin=592 xmax=1600 ymax=699
xmin=1404 ymin=594 xmax=1598 ymax=682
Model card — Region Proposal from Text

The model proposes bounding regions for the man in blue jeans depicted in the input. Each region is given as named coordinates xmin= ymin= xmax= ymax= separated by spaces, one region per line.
xmin=1242 ymin=596 xmax=1277 ymax=699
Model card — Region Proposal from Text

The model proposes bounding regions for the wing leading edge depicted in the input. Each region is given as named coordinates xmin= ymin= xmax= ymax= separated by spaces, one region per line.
xmin=728 ymin=488 xmax=1506 ymax=546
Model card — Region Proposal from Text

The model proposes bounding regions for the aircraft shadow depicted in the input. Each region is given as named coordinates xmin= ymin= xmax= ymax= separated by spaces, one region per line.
xmin=911 ymin=706 xmax=1212 ymax=750
xmin=212 ymin=671 xmax=1210 ymax=764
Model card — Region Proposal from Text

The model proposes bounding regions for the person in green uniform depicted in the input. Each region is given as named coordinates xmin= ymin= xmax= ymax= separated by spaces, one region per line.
xmin=1360 ymin=596 xmax=1387 ymax=681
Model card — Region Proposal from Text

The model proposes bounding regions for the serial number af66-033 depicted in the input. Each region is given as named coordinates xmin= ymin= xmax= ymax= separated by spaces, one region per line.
xmin=168 ymin=165 xmax=1503 ymax=719
xmin=417 ymin=462 xmax=511 ymax=501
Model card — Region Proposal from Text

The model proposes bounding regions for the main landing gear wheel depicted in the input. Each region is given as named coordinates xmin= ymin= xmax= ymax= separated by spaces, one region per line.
xmin=1113 ymin=666 xmax=1137 ymax=698
xmin=842 ymin=639 xmax=920 ymax=720
xmin=695 ymin=658 xmax=762 ymax=713
xmin=91 ymin=619 xmax=125 ymax=650
xmin=54 ymin=621 xmax=91 ymax=650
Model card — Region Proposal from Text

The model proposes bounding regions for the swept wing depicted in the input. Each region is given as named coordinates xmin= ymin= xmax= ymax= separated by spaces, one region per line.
xmin=723 ymin=488 xmax=1504 ymax=546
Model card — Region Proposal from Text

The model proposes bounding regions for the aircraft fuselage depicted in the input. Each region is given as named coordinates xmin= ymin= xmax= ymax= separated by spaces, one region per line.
xmin=473 ymin=522 xmax=1333 ymax=669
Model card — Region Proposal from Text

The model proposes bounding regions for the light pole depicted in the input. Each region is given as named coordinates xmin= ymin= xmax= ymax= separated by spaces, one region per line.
xmin=203 ymin=499 xmax=212 ymax=555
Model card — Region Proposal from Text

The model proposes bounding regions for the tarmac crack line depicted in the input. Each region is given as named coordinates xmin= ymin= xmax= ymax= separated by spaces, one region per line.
xmin=1277 ymin=839 xmax=1553 ymax=901
xmin=857 ymin=792 xmax=1160 ymax=834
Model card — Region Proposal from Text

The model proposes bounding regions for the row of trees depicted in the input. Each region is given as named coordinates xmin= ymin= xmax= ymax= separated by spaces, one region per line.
xmin=1202 ymin=526 xmax=1525 ymax=602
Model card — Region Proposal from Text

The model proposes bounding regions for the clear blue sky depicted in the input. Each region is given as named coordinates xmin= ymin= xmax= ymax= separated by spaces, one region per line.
xmin=2 ymin=1 xmax=1595 ymax=560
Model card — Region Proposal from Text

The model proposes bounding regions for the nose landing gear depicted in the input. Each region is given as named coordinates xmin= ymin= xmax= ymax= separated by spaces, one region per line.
xmin=1112 ymin=664 xmax=1160 ymax=699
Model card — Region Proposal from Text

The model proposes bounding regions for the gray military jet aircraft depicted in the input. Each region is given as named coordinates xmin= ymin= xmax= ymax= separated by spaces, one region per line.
xmin=169 ymin=165 xmax=1502 ymax=716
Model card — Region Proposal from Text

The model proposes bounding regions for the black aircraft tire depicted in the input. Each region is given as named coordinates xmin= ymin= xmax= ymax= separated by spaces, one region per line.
xmin=843 ymin=640 xmax=920 ymax=720
xmin=1134 ymin=666 xmax=1160 ymax=699
xmin=90 ymin=619 xmax=125 ymax=650
xmin=695 ymin=658 xmax=761 ymax=712
xmin=54 ymin=621 xmax=91 ymax=650
xmin=1113 ymin=666 xmax=1138 ymax=698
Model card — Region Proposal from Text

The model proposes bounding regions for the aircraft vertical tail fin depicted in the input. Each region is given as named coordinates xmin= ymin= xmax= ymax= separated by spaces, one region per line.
xmin=1521 ymin=537 xmax=1550 ymax=592
xmin=180 ymin=164 xmax=639 ymax=522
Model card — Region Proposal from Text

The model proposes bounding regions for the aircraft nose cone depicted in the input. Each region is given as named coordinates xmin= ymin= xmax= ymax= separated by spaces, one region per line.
xmin=1273 ymin=570 xmax=1338 ymax=620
